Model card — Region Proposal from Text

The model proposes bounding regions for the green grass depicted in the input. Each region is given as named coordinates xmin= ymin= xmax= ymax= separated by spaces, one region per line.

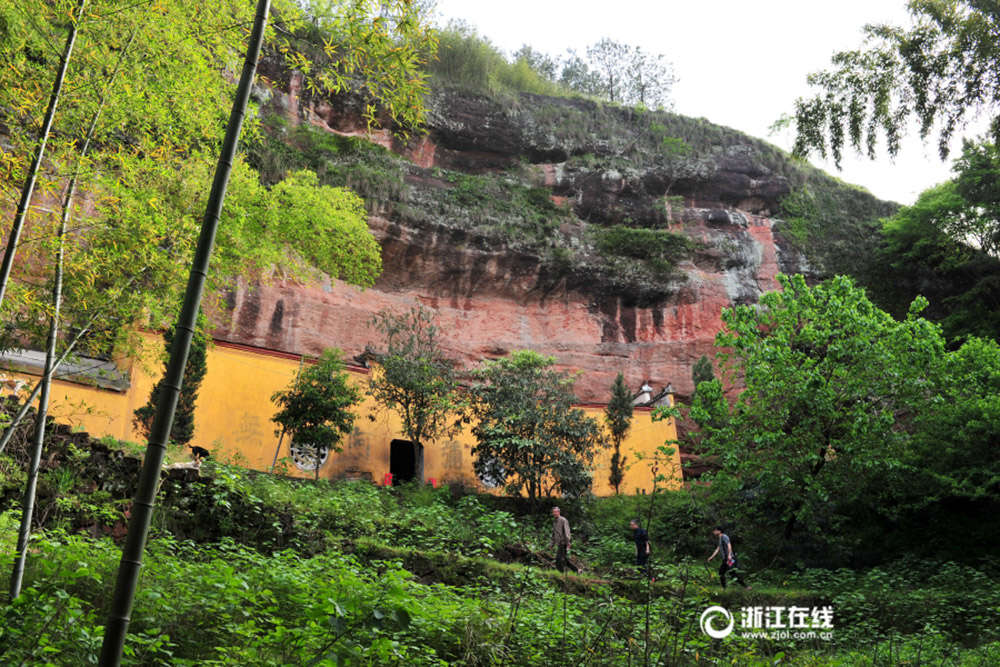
xmin=1 ymin=442 xmax=999 ymax=665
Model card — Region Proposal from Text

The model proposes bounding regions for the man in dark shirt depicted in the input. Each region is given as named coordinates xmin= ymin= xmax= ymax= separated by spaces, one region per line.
xmin=629 ymin=519 xmax=651 ymax=578
xmin=708 ymin=526 xmax=750 ymax=589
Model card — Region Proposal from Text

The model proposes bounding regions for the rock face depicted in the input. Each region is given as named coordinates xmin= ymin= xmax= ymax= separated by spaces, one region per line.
xmin=213 ymin=81 xmax=880 ymax=403
xmin=215 ymin=210 xmax=784 ymax=402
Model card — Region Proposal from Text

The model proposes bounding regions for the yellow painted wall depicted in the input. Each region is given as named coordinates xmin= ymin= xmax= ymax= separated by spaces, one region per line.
xmin=5 ymin=333 xmax=681 ymax=494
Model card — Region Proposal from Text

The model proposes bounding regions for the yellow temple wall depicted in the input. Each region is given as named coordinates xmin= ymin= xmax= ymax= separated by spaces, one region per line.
xmin=4 ymin=333 xmax=681 ymax=494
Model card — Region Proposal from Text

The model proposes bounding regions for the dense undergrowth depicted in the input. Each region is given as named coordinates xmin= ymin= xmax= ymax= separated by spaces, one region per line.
xmin=1 ymin=431 xmax=999 ymax=665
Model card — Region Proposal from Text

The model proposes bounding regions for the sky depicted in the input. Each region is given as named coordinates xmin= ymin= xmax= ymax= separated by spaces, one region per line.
xmin=431 ymin=0 xmax=987 ymax=205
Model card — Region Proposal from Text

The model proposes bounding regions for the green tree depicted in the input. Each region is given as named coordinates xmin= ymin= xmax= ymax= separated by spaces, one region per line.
xmin=469 ymin=350 xmax=604 ymax=502
xmin=0 ymin=0 xmax=423 ymax=469
xmin=869 ymin=144 xmax=1000 ymax=342
xmin=790 ymin=0 xmax=1000 ymax=164
xmin=586 ymin=38 xmax=631 ymax=103
xmin=512 ymin=45 xmax=560 ymax=81
xmin=695 ymin=274 xmax=944 ymax=546
xmin=625 ymin=46 xmax=675 ymax=109
xmin=950 ymin=140 xmax=1000 ymax=257
xmin=558 ymin=49 xmax=602 ymax=97
xmin=605 ymin=373 xmax=633 ymax=495
xmin=262 ymin=170 xmax=382 ymax=286
xmin=909 ymin=336 xmax=1000 ymax=504
xmin=100 ymin=0 xmax=436 ymax=657
xmin=585 ymin=38 xmax=675 ymax=107
xmin=0 ymin=0 xmax=86 ymax=310
xmin=688 ymin=355 xmax=723 ymax=452
xmin=691 ymin=355 xmax=715 ymax=388
xmin=874 ymin=141 xmax=1000 ymax=259
xmin=7 ymin=17 xmax=156 ymax=598
xmin=687 ymin=375 xmax=728 ymax=450
xmin=0 ymin=0 xmax=273 ymax=431
xmin=367 ymin=306 xmax=460 ymax=458
xmin=272 ymin=349 xmax=361 ymax=482
xmin=8 ymin=134 xmax=73 ymax=601
xmin=879 ymin=190 xmax=1000 ymax=341
xmin=101 ymin=5 xmax=273 ymax=656
xmin=0 ymin=156 xmax=384 ymax=455
xmin=133 ymin=321 xmax=209 ymax=446
xmin=0 ymin=0 xmax=265 ymax=326
xmin=276 ymin=0 xmax=437 ymax=135
xmin=0 ymin=0 xmax=427 ymax=358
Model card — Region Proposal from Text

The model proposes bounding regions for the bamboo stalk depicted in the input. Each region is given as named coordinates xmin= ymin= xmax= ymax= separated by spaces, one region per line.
xmin=0 ymin=0 xmax=88 ymax=309
xmin=0 ymin=24 xmax=140 ymax=457
xmin=98 ymin=1 xmax=271 ymax=662
xmin=8 ymin=175 xmax=69 ymax=600
xmin=7 ymin=23 xmax=141 ymax=599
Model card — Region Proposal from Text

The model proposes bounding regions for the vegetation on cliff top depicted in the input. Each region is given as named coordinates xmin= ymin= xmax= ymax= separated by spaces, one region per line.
xmin=428 ymin=22 xmax=676 ymax=110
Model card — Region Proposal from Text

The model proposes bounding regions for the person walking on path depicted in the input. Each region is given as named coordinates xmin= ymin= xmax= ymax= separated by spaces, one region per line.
xmin=707 ymin=525 xmax=750 ymax=589
xmin=629 ymin=519 xmax=651 ymax=578
xmin=551 ymin=507 xmax=578 ymax=573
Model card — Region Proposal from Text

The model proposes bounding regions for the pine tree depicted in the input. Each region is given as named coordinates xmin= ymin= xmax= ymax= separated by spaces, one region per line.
xmin=133 ymin=322 xmax=208 ymax=446
xmin=692 ymin=355 xmax=715 ymax=391
xmin=605 ymin=372 xmax=634 ymax=495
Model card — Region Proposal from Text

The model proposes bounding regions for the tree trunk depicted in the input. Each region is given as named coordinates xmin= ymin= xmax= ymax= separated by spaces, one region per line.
xmin=8 ymin=181 xmax=69 ymax=600
xmin=269 ymin=355 xmax=304 ymax=471
xmin=314 ymin=443 xmax=321 ymax=483
xmin=611 ymin=439 xmax=622 ymax=495
xmin=783 ymin=445 xmax=829 ymax=540
xmin=99 ymin=1 xmax=271 ymax=662
xmin=0 ymin=0 xmax=87 ymax=309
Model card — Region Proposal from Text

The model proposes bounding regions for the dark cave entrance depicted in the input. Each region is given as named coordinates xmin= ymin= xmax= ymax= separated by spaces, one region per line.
xmin=390 ymin=439 xmax=422 ymax=484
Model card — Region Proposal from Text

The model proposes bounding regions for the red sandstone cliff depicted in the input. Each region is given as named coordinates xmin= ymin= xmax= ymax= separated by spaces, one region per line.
xmin=213 ymin=210 xmax=786 ymax=403
xmin=212 ymin=77 xmax=880 ymax=404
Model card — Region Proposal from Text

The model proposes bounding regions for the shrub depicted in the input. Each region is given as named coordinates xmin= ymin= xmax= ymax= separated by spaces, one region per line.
xmin=429 ymin=22 xmax=565 ymax=98
xmin=594 ymin=225 xmax=693 ymax=263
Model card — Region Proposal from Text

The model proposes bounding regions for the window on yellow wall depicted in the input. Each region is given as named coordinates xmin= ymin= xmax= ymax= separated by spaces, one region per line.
xmin=477 ymin=457 xmax=505 ymax=489
xmin=290 ymin=440 xmax=328 ymax=471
